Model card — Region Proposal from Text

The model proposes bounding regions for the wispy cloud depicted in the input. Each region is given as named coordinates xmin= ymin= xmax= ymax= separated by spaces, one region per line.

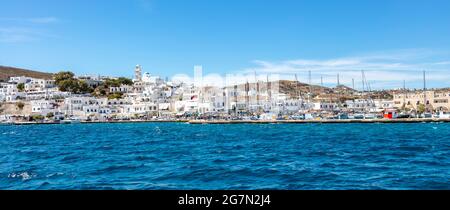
xmin=27 ymin=17 xmax=59 ymax=24
xmin=0 ymin=27 xmax=36 ymax=43
xmin=239 ymin=49 xmax=450 ymax=89
xmin=0 ymin=17 xmax=59 ymax=43
xmin=0 ymin=17 xmax=60 ymax=24
xmin=0 ymin=27 xmax=58 ymax=43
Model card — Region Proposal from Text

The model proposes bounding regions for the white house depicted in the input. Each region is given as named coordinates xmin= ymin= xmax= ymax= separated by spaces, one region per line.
xmin=25 ymin=79 xmax=56 ymax=91
xmin=374 ymin=99 xmax=395 ymax=112
xmin=110 ymin=85 xmax=132 ymax=94
xmin=8 ymin=76 xmax=32 ymax=84
xmin=31 ymin=100 xmax=57 ymax=115
xmin=0 ymin=84 xmax=24 ymax=102
xmin=142 ymin=72 xmax=164 ymax=84
xmin=345 ymin=99 xmax=376 ymax=112
xmin=313 ymin=101 xmax=338 ymax=111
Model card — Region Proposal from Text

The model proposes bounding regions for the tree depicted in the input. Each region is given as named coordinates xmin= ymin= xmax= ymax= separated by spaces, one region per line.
xmin=105 ymin=77 xmax=133 ymax=87
xmin=17 ymin=83 xmax=25 ymax=92
xmin=54 ymin=71 xmax=75 ymax=84
xmin=108 ymin=93 xmax=123 ymax=100
xmin=46 ymin=112 xmax=54 ymax=119
xmin=16 ymin=102 xmax=25 ymax=110
xmin=57 ymin=79 xmax=78 ymax=92
xmin=31 ymin=115 xmax=44 ymax=121
xmin=77 ymin=80 xmax=93 ymax=94
xmin=117 ymin=77 xmax=133 ymax=86
xmin=417 ymin=104 xmax=426 ymax=114
xmin=54 ymin=71 xmax=93 ymax=94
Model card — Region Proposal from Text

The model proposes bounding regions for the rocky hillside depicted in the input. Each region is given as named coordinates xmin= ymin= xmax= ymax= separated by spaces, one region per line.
xmin=226 ymin=80 xmax=392 ymax=101
xmin=0 ymin=66 xmax=53 ymax=82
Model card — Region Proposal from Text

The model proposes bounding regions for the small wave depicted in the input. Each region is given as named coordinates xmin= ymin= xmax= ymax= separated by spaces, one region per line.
xmin=396 ymin=146 xmax=430 ymax=152
xmin=212 ymin=159 xmax=227 ymax=163
xmin=61 ymin=155 xmax=81 ymax=163
xmin=8 ymin=172 xmax=36 ymax=181
xmin=153 ymin=126 xmax=162 ymax=134
xmin=92 ymin=164 xmax=144 ymax=175
xmin=134 ymin=155 xmax=163 ymax=162
xmin=2 ymin=131 xmax=16 ymax=135
xmin=46 ymin=172 xmax=65 ymax=178
xmin=37 ymin=182 xmax=51 ymax=189
xmin=232 ymin=145 xmax=245 ymax=150
xmin=408 ymin=160 xmax=443 ymax=166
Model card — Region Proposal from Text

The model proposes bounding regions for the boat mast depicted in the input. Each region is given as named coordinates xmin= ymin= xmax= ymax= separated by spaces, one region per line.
xmin=266 ymin=74 xmax=271 ymax=112
xmin=234 ymin=84 xmax=238 ymax=117
xmin=423 ymin=70 xmax=427 ymax=112
xmin=337 ymin=73 xmax=340 ymax=87
xmin=245 ymin=79 xmax=249 ymax=115
xmin=361 ymin=70 xmax=365 ymax=93
xmin=403 ymin=80 xmax=406 ymax=111
xmin=337 ymin=73 xmax=341 ymax=109
xmin=352 ymin=78 xmax=355 ymax=90
xmin=308 ymin=70 xmax=312 ymax=103
xmin=267 ymin=75 xmax=272 ymax=102
xmin=294 ymin=74 xmax=299 ymax=99
xmin=255 ymin=71 xmax=260 ymax=114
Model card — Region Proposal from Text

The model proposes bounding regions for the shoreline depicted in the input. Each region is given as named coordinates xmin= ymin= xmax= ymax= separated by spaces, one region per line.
xmin=188 ymin=118 xmax=450 ymax=124
xmin=3 ymin=118 xmax=450 ymax=125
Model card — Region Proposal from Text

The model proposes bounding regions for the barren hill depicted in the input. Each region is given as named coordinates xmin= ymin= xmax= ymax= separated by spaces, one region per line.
xmin=0 ymin=66 xmax=53 ymax=82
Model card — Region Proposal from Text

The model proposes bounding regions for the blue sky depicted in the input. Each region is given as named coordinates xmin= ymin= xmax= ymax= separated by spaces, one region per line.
xmin=1 ymin=0 xmax=450 ymax=89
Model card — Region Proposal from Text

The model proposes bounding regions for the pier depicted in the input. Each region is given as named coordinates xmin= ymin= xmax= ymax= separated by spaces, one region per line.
xmin=188 ymin=118 xmax=450 ymax=124
xmin=5 ymin=118 xmax=450 ymax=126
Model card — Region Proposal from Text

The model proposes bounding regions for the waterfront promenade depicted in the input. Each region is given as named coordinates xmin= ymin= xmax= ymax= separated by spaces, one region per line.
xmin=188 ymin=118 xmax=450 ymax=124
xmin=4 ymin=118 xmax=450 ymax=125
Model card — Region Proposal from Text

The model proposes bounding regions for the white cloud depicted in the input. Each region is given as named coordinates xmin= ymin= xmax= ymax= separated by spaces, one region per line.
xmin=0 ymin=27 xmax=36 ymax=43
xmin=0 ymin=17 xmax=59 ymax=43
xmin=0 ymin=27 xmax=58 ymax=43
xmin=170 ymin=49 xmax=450 ymax=90
xmin=0 ymin=17 xmax=59 ymax=24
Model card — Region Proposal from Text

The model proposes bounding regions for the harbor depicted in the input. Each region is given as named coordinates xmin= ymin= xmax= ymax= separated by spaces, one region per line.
xmin=188 ymin=118 xmax=450 ymax=124
xmin=2 ymin=66 xmax=450 ymax=126
xmin=4 ymin=117 xmax=450 ymax=126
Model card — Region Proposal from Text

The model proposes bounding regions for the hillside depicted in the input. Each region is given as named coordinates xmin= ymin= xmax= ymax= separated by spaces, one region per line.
xmin=0 ymin=66 xmax=53 ymax=82
xmin=224 ymin=80 xmax=393 ymax=101
xmin=278 ymin=80 xmax=333 ymax=98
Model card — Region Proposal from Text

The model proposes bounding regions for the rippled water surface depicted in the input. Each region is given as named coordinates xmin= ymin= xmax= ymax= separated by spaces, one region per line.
xmin=0 ymin=123 xmax=449 ymax=189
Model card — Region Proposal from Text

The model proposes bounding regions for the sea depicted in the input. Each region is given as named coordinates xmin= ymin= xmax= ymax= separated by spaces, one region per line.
xmin=0 ymin=122 xmax=449 ymax=190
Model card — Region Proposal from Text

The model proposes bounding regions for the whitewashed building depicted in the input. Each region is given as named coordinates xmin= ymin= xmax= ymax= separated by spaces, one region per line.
xmin=31 ymin=100 xmax=57 ymax=115
xmin=313 ymin=101 xmax=338 ymax=111
xmin=8 ymin=76 xmax=32 ymax=84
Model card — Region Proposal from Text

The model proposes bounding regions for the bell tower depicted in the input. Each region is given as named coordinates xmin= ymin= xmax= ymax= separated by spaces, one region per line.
xmin=135 ymin=65 xmax=142 ymax=82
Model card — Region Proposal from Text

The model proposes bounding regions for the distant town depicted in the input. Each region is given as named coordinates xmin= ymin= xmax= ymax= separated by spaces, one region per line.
xmin=1 ymin=65 xmax=450 ymax=124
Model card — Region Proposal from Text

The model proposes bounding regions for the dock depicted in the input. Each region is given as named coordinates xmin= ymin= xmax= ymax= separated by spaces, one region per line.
xmin=4 ymin=118 xmax=450 ymax=126
xmin=188 ymin=118 xmax=450 ymax=124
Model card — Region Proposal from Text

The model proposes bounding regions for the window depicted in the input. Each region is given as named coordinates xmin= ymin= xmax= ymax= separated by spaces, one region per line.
xmin=434 ymin=99 xmax=448 ymax=103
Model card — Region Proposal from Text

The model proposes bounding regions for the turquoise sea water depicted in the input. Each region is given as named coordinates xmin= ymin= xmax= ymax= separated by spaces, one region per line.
xmin=0 ymin=123 xmax=449 ymax=190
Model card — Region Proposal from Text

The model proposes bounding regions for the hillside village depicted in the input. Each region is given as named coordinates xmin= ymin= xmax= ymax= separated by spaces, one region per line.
xmin=1 ymin=65 xmax=450 ymax=123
